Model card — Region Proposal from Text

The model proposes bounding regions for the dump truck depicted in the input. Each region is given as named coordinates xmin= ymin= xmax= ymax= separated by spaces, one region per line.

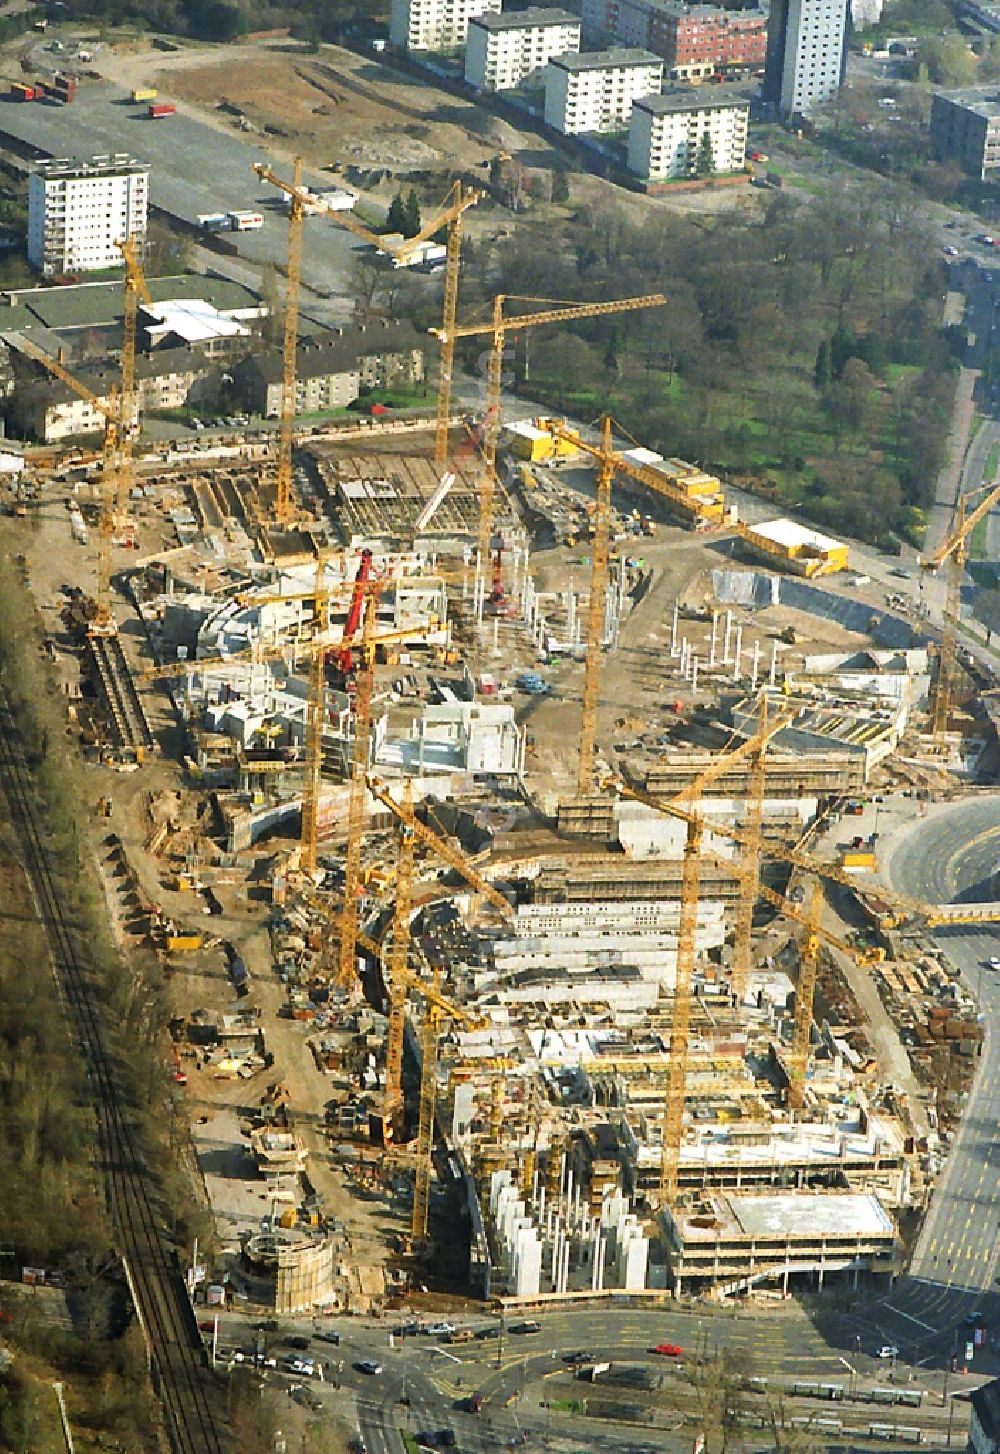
xmin=131 ymin=86 xmax=157 ymax=102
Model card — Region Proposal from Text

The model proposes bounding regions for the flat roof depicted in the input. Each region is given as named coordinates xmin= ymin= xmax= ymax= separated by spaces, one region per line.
xmin=33 ymin=152 xmax=147 ymax=180
xmin=933 ymin=85 xmax=1000 ymax=117
xmin=731 ymin=1191 xmax=895 ymax=1238
xmin=636 ymin=87 xmax=750 ymax=115
xmin=551 ymin=47 xmax=661 ymax=70
xmin=472 ymin=6 xmax=578 ymax=28
xmin=745 ymin=516 xmax=845 ymax=554
xmin=5 ymin=274 xmax=262 ymax=332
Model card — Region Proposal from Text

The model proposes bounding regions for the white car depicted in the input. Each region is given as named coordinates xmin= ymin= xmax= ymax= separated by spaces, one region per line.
xmin=877 ymin=1345 xmax=899 ymax=1359
xmin=986 ymin=957 xmax=1000 ymax=970
xmin=424 ymin=1322 xmax=455 ymax=1337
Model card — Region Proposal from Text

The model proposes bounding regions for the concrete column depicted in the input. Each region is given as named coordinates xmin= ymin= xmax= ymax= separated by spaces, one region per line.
xmin=769 ymin=641 xmax=778 ymax=688
xmin=670 ymin=602 xmax=679 ymax=657
xmin=723 ymin=610 xmax=733 ymax=664
xmin=751 ymin=639 xmax=760 ymax=692
xmin=709 ymin=610 xmax=718 ymax=668
xmin=691 ymin=655 xmax=699 ymax=694
xmin=733 ymin=625 xmax=743 ymax=683
xmin=492 ymin=618 xmax=499 ymax=657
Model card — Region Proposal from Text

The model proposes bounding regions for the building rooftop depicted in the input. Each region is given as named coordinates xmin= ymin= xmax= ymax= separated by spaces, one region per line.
xmin=471 ymin=5 xmax=578 ymax=28
xmin=551 ymin=46 xmax=662 ymax=70
xmin=141 ymin=299 xmax=250 ymax=346
xmin=678 ymin=1190 xmax=896 ymax=1241
xmin=745 ymin=516 xmax=846 ymax=555
xmin=32 ymin=152 xmax=148 ymax=180
xmin=239 ymin=320 xmax=424 ymax=386
xmin=634 ymin=86 xmax=751 ymax=114
xmin=970 ymin=1378 xmax=1000 ymax=1445
xmin=641 ymin=0 xmax=766 ymax=15
xmin=1 ymin=273 xmax=263 ymax=333
xmin=933 ymin=84 xmax=1000 ymax=116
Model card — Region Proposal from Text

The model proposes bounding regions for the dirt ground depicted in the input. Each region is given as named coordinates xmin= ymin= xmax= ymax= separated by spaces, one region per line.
xmin=89 ymin=34 xmax=758 ymax=227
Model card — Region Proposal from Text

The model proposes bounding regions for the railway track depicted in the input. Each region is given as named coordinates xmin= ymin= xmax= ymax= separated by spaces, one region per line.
xmin=0 ymin=691 xmax=225 ymax=1454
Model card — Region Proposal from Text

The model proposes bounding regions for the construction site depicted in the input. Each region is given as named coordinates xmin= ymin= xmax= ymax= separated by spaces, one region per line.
xmin=13 ymin=156 xmax=1000 ymax=1323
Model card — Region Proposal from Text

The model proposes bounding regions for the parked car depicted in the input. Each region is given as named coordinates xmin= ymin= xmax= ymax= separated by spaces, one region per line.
xmin=877 ymin=1345 xmax=899 ymax=1359
xmin=315 ymin=1330 xmax=341 ymax=1345
xmin=652 ymin=1342 xmax=684 ymax=1357
xmin=509 ymin=1320 xmax=541 ymax=1335
xmin=356 ymin=1359 xmax=383 ymax=1375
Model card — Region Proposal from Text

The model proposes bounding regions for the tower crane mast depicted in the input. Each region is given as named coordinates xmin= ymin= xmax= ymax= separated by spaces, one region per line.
xmin=430 ymin=293 xmax=665 ymax=579
xmin=920 ymin=478 xmax=1000 ymax=739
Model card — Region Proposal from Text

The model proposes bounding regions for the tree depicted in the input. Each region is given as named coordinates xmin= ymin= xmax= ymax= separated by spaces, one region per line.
xmin=386 ymin=191 xmax=408 ymax=235
xmin=814 ymin=337 xmax=832 ymax=393
xmin=695 ymin=131 xmax=716 ymax=178
xmin=403 ymin=188 xmax=422 ymax=238
xmin=551 ymin=169 xmax=570 ymax=204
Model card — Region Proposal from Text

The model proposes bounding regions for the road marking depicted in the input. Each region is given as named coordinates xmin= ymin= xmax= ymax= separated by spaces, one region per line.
xmin=883 ymin=1304 xmax=936 ymax=1332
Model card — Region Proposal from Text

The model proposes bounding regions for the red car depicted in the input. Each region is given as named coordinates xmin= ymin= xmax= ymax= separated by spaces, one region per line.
xmin=652 ymin=1342 xmax=684 ymax=1357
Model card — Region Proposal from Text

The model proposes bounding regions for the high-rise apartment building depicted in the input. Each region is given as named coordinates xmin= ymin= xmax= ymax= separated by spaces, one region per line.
xmin=627 ymin=89 xmax=749 ymax=180
xmin=465 ymin=8 xmax=581 ymax=91
xmin=544 ymin=48 xmax=663 ymax=134
xmin=27 ymin=154 xmax=149 ymax=277
xmin=763 ymin=0 xmax=848 ymax=117
xmin=390 ymin=0 xmax=501 ymax=51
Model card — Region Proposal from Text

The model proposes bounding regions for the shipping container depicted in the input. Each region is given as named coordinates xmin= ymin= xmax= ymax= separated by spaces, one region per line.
xmin=131 ymin=86 xmax=157 ymax=102
xmin=47 ymin=77 xmax=76 ymax=102
xmin=10 ymin=82 xmax=38 ymax=101
xmin=228 ymin=210 xmax=264 ymax=231
xmin=148 ymin=102 xmax=176 ymax=118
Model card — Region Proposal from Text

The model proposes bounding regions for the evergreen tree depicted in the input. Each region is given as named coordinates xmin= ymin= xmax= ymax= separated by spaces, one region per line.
xmin=603 ymin=327 xmax=621 ymax=376
xmin=551 ymin=169 xmax=570 ymax=204
xmin=695 ymin=132 xmax=716 ymax=178
xmin=402 ymin=188 xmax=422 ymax=238
xmin=814 ymin=337 xmax=832 ymax=393
xmin=830 ymin=321 xmax=859 ymax=380
xmin=386 ymin=191 xmax=408 ymax=234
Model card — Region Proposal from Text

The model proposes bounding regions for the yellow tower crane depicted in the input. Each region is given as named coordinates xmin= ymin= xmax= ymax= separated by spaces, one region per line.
xmin=115 ymin=235 xmax=153 ymax=514
xmin=661 ymin=813 xmax=702 ymax=1203
xmin=366 ymin=775 xmax=517 ymax=921
xmin=429 ymin=293 xmax=666 ymax=578
xmin=921 ymin=476 xmax=1000 ymax=739
xmin=384 ymin=780 xmax=416 ymax=1138
xmin=18 ymin=338 xmax=122 ymax=632
xmin=578 ymin=415 xmax=614 ymax=795
xmin=335 ymin=598 xmax=378 ymax=982
xmin=788 ymin=881 xmax=824 ymax=1111
xmin=252 ymin=162 xmax=480 ymax=523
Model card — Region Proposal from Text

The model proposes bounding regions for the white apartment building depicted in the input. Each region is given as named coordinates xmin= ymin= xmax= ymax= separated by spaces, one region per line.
xmin=389 ymin=0 xmax=500 ymax=51
xmin=465 ymin=7 xmax=581 ymax=91
xmin=628 ymin=89 xmax=749 ymax=180
xmin=544 ymin=48 xmax=663 ymax=134
xmin=27 ymin=155 xmax=149 ymax=277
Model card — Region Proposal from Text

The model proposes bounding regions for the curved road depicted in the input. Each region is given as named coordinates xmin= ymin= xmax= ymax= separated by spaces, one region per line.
xmin=869 ymin=798 xmax=1000 ymax=1355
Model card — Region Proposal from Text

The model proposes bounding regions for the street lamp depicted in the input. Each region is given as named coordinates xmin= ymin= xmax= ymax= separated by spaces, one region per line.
xmin=837 ymin=1354 xmax=857 ymax=1400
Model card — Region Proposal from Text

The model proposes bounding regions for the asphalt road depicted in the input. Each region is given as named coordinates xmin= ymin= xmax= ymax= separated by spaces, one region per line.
xmin=0 ymin=83 xmax=367 ymax=297
xmin=868 ymin=798 xmax=1000 ymax=1360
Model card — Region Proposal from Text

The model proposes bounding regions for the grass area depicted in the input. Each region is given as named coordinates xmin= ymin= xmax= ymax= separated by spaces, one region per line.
xmin=402 ymin=1435 xmax=422 ymax=1454
xmin=969 ymin=441 xmax=1000 ymax=557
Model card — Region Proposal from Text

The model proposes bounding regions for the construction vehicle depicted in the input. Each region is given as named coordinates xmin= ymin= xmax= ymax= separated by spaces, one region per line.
xmin=430 ymin=294 xmax=665 ymax=584
xmin=920 ymin=476 xmax=1000 ymax=740
xmin=252 ymin=162 xmax=479 ymax=525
